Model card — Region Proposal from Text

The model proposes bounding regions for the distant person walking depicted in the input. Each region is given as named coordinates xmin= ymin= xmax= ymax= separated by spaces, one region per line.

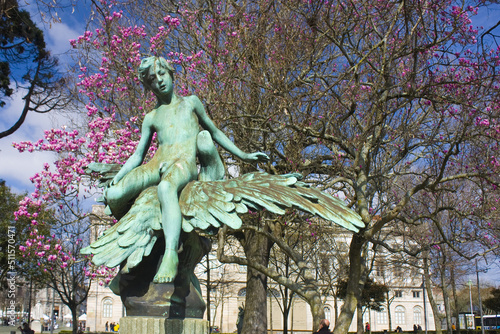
xmin=236 ymin=306 xmax=244 ymax=334
xmin=313 ymin=319 xmax=332 ymax=334
xmin=18 ymin=322 xmax=34 ymax=334
xmin=365 ymin=322 xmax=371 ymax=333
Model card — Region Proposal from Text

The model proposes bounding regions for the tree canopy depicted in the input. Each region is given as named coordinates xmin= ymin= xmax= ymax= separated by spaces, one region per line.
xmin=484 ymin=287 xmax=500 ymax=314
xmin=337 ymin=278 xmax=389 ymax=312
xmin=0 ymin=0 xmax=67 ymax=138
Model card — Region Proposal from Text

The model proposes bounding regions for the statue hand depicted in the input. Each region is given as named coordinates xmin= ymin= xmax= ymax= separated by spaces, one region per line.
xmin=244 ymin=152 xmax=270 ymax=162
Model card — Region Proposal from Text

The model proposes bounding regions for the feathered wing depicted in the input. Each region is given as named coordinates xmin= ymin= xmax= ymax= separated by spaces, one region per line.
xmin=180 ymin=172 xmax=364 ymax=233
xmin=83 ymin=172 xmax=364 ymax=271
xmin=81 ymin=186 xmax=162 ymax=272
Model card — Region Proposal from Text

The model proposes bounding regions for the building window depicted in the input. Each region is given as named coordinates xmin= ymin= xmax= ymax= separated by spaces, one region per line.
xmin=394 ymin=266 xmax=403 ymax=277
xmin=413 ymin=291 xmax=420 ymax=298
xmin=375 ymin=258 xmax=387 ymax=278
xmin=363 ymin=310 xmax=370 ymax=324
xmin=210 ymin=304 xmax=216 ymax=324
xmin=377 ymin=308 xmax=388 ymax=324
xmin=324 ymin=307 xmax=331 ymax=322
xmin=395 ymin=290 xmax=403 ymax=298
xmin=102 ymin=298 xmax=113 ymax=318
xmin=395 ymin=306 xmax=406 ymax=325
xmin=413 ymin=306 xmax=422 ymax=325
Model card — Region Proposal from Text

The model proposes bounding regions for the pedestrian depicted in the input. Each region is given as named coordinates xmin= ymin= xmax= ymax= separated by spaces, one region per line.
xmin=396 ymin=326 xmax=402 ymax=332
xmin=18 ymin=322 xmax=34 ymax=334
xmin=417 ymin=324 xmax=422 ymax=332
xmin=413 ymin=324 xmax=418 ymax=333
xmin=236 ymin=307 xmax=244 ymax=334
xmin=105 ymin=321 xmax=109 ymax=331
xmin=365 ymin=322 xmax=371 ymax=333
xmin=313 ymin=319 xmax=332 ymax=334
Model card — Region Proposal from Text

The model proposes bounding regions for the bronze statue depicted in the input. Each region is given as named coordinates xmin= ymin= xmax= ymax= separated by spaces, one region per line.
xmin=82 ymin=56 xmax=363 ymax=318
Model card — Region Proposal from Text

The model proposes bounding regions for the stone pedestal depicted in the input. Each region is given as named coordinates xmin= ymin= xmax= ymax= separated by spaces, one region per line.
xmin=119 ymin=317 xmax=209 ymax=334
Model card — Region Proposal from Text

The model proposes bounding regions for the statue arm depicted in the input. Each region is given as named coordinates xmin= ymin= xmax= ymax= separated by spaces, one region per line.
xmin=193 ymin=97 xmax=269 ymax=162
xmin=112 ymin=115 xmax=154 ymax=184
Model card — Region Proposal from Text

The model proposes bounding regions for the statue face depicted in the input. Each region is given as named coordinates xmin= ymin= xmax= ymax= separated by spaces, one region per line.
xmin=146 ymin=64 xmax=173 ymax=98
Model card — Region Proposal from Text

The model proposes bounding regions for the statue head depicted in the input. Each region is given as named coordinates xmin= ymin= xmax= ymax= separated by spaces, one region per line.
xmin=138 ymin=56 xmax=174 ymax=90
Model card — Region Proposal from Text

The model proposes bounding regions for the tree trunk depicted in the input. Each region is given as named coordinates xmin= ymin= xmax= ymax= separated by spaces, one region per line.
xmin=334 ymin=293 xmax=339 ymax=323
xmin=439 ymin=254 xmax=453 ymax=334
xmin=423 ymin=255 xmax=442 ymax=334
xmin=241 ymin=228 xmax=273 ymax=334
xmin=387 ymin=291 xmax=393 ymax=332
xmin=333 ymin=234 xmax=368 ymax=334
xmin=282 ymin=257 xmax=291 ymax=334
xmin=309 ymin=290 xmax=326 ymax=331
xmin=357 ymin=303 xmax=364 ymax=334
xmin=450 ymin=270 xmax=460 ymax=334
xmin=71 ymin=304 xmax=78 ymax=334
xmin=219 ymin=295 xmax=224 ymax=332
xmin=283 ymin=286 xmax=290 ymax=334
xmin=283 ymin=303 xmax=289 ymax=334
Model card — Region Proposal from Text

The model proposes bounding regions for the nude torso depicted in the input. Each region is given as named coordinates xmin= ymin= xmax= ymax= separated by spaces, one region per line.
xmin=146 ymin=96 xmax=199 ymax=177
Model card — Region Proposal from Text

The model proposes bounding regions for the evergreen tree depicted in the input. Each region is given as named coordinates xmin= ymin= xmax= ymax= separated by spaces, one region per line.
xmin=0 ymin=0 xmax=67 ymax=138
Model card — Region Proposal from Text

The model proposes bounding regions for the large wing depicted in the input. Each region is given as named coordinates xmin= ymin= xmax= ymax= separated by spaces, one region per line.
xmin=83 ymin=172 xmax=363 ymax=271
xmin=81 ymin=186 xmax=162 ymax=272
xmin=180 ymin=172 xmax=364 ymax=233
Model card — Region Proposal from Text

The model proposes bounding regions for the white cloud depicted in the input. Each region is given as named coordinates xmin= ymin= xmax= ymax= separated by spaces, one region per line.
xmin=0 ymin=5 xmax=86 ymax=194
xmin=0 ymin=91 xmax=58 ymax=194
xmin=46 ymin=21 xmax=81 ymax=57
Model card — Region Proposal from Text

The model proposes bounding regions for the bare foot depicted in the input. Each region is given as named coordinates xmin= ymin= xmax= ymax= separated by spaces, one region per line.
xmin=153 ymin=249 xmax=179 ymax=283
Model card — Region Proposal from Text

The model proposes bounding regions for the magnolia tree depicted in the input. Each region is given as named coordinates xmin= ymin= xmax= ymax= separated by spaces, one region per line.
xmin=18 ymin=219 xmax=91 ymax=333
xmin=12 ymin=0 xmax=500 ymax=333
xmin=15 ymin=193 xmax=107 ymax=334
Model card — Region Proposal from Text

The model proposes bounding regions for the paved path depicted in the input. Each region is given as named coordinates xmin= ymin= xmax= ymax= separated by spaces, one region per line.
xmin=0 ymin=325 xmax=65 ymax=334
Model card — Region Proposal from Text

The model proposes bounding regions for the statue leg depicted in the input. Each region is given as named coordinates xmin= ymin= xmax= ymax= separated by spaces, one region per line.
xmin=105 ymin=164 xmax=160 ymax=219
xmin=197 ymin=130 xmax=225 ymax=181
xmin=154 ymin=163 xmax=197 ymax=283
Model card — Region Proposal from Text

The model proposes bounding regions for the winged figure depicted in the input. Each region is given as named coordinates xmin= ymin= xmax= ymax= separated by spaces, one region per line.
xmin=83 ymin=168 xmax=364 ymax=274
xmin=81 ymin=57 xmax=364 ymax=302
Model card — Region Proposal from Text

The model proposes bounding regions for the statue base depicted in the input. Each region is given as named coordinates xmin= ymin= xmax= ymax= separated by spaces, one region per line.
xmin=113 ymin=232 xmax=210 ymax=318
xmin=119 ymin=317 xmax=209 ymax=334
xmin=121 ymin=280 xmax=206 ymax=318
